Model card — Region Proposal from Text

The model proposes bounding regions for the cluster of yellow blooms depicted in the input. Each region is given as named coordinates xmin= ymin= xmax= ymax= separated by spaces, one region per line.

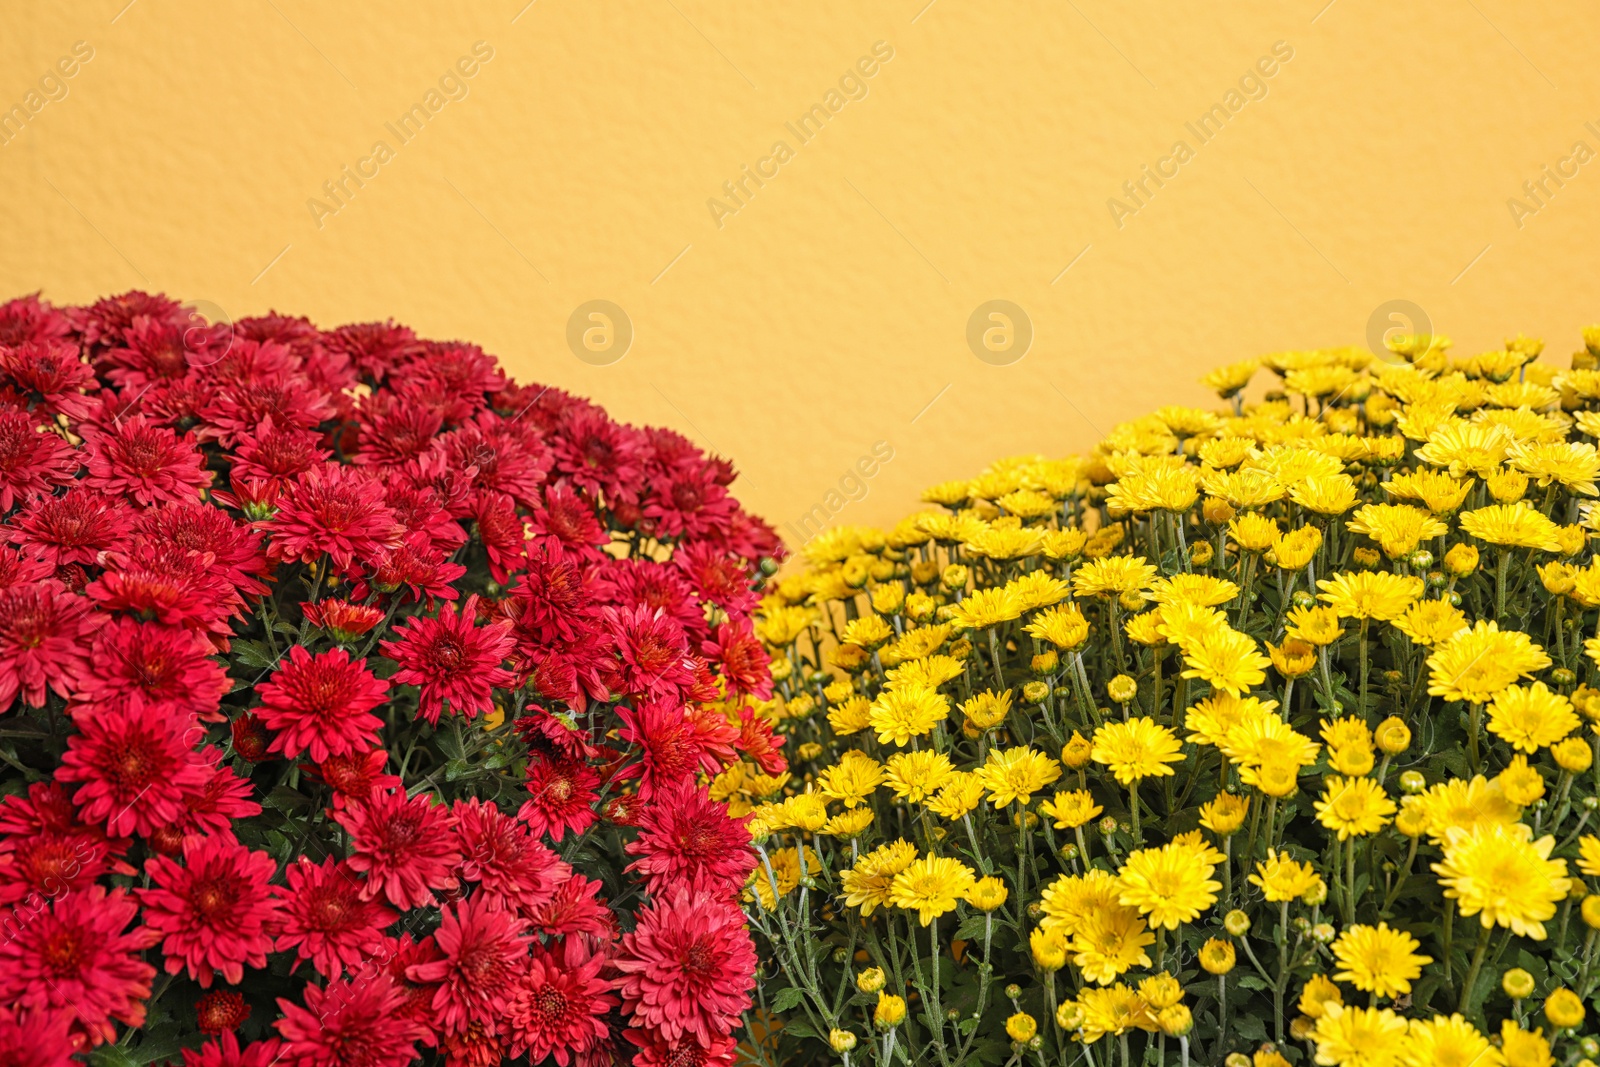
xmin=739 ymin=331 xmax=1600 ymax=1067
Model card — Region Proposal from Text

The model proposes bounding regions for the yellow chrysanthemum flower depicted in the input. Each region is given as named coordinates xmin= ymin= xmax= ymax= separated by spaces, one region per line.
xmin=1290 ymin=473 xmax=1360 ymax=515
xmin=1072 ymin=555 xmax=1160 ymax=598
xmin=924 ymin=770 xmax=986 ymax=820
xmin=1345 ymin=503 xmax=1449 ymax=559
xmin=1116 ymin=841 xmax=1221 ymax=930
xmin=1392 ymin=598 xmax=1469 ymax=648
xmin=1315 ymin=776 xmax=1397 ymax=839
xmin=1509 ymin=439 xmax=1600 ymax=495
xmin=840 ymin=839 xmax=917 ymax=916
xmin=1331 ymin=923 xmax=1432 ymax=998
xmin=816 ymin=750 xmax=884 ymax=807
xmin=1040 ymin=789 xmax=1103 ymax=829
xmin=883 ymin=750 xmax=956 ymax=802
xmin=1459 ymin=501 xmax=1563 ymax=550
xmin=974 ymin=746 xmax=1062 ymax=808
xmin=1427 ymin=621 xmax=1552 ymax=704
xmin=868 ymin=685 xmax=950 ymax=746
xmin=946 ymin=586 xmax=1023 ymax=629
xmin=1069 ymin=904 xmax=1155 ymax=985
xmin=889 ymin=854 xmax=976 ymax=925
xmin=1485 ymin=681 xmax=1579 ymax=753
xmin=1432 ymin=821 xmax=1570 ymax=939
xmin=1250 ymin=849 xmax=1325 ymax=902
xmin=1312 ymin=1004 xmax=1409 ymax=1067
xmin=1091 ymin=717 xmax=1185 ymax=785
xmin=1022 ymin=603 xmax=1091 ymax=650
xmin=1179 ymin=627 xmax=1271 ymax=695
xmin=1399 ymin=1014 xmax=1498 ymax=1067
xmin=1316 ymin=571 xmax=1424 ymax=621
xmin=1146 ymin=573 xmax=1239 ymax=607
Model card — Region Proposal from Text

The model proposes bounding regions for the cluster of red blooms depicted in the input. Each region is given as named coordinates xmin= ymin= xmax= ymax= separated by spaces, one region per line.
xmin=0 ymin=291 xmax=785 ymax=1067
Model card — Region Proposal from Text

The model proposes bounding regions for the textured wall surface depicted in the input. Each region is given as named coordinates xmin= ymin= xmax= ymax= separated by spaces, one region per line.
xmin=4 ymin=1 xmax=1599 ymax=545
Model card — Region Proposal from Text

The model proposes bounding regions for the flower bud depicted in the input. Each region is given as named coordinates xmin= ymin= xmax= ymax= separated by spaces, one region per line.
xmin=1502 ymin=968 xmax=1535 ymax=1000
xmin=1023 ymin=680 xmax=1051 ymax=704
xmin=1190 ymin=540 xmax=1215 ymax=566
xmin=1148 ymin=1002 xmax=1188 ymax=1037
xmin=874 ymin=993 xmax=906 ymax=1029
xmin=1107 ymin=674 xmax=1138 ymax=704
xmin=1311 ymin=923 xmax=1335 ymax=944
xmin=1444 ymin=543 xmax=1479 ymax=576
xmin=1582 ymin=895 xmax=1600 ymax=929
xmin=1554 ymin=667 xmax=1577 ymax=686
xmin=1203 ymin=496 xmax=1236 ymax=524
xmin=940 ymin=565 xmax=968 ymax=591
xmin=1004 ymin=983 xmax=1022 ymax=1000
xmin=1223 ymin=909 xmax=1252 ymax=936
xmin=1061 ymin=732 xmax=1093 ymax=768
xmin=1375 ymin=717 xmax=1411 ymax=755
xmin=1301 ymin=880 xmax=1328 ymax=907
xmin=1032 ymin=650 xmax=1059 ymax=674
xmin=1006 ymin=1013 xmax=1038 ymax=1043
xmin=1056 ymin=1001 xmax=1085 ymax=1030
xmin=857 ymin=967 xmax=886 ymax=993
xmin=1409 ymin=549 xmax=1434 ymax=569
xmin=1583 ymin=1036 xmax=1600 ymax=1059
xmin=1226 ymin=1054 xmax=1251 ymax=1067
xmin=1199 ymin=938 xmax=1236 ymax=975
xmin=829 ymin=1029 xmax=857 ymax=1052
xmin=1554 ymin=737 xmax=1593 ymax=773
xmin=1398 ymin=770 xmax=1427 ymax=794
xmin=1546 ymin=988 xmax=1586 ymax=1029
xmin=1119 ymin=589 xmax=1146 ymax=612
xmin=1289 ymin=1016 xmax=1316 ymax=1041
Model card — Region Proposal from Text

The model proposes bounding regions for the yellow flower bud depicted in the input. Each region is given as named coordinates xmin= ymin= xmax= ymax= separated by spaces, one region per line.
xmin=1352 ymin=546 xmax=1381 ymax=569
xmin=1374 ymin=716 xmax=1411 ymax=755
xmin=1138 ymin=972 xmax=1183 ymax=1010
xmin=1061 ymin=731 xmax=1093 ymax=768
xmin=1582 ymin=895 xmax=1600 ymax=929
xmin=829 ymin=1029 xmax=857 ymax=1052
xmin=1029 ymin=926 xmax=1068 ymax=971
xmin=1554 ymin=737 xmax=1593 ymax=773
xmin=965 ymin=876 xmax=1008 ymax=912
xmin=1203 ymin=496 xmax=1237 ymax=525
xmin=1190 ymin=539 xmax=1215 ymax=566
xmin=1443 ymin=543 xmax=1479 ymax=577
xmin=1503 ymin=968 xmax=1535 ymax=1000
xmin=1223 ymin=909 xmax=1251 ymax=936
xmin=857 ymin=967 xmax=886 ymax=993
xmin=1005 ymin=1013 xmax=1038 ymax=1043
xmin=1056 ymin=1000 xmax=1085 ymax=1031
xmin=874 ymin=993 xmax=906 ymax=1029
xmin=1031 ymin=650 xmax=1059 ymax=674
xmin=1157 ymin=1004 xmax=1193 ymax=1037
xmin=1022 ymin=680 xmax=1050 ymax=704
xmin=1199 ymin=938 xmax=1236 ymax=975
xmin=1547 ymin=988 xmax=1587 ymax=1029
xmin=1107 ymin=674 xmax=1138 ymax=704
xmin=1268 ymin=638 xmax=1318 ymax=679
xmin=940 ymin=565 xmax=968 ymax=592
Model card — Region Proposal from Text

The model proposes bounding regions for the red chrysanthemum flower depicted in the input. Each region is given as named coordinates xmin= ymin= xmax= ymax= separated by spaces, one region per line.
xmin=0 ymin=409 xmax=78 ymax=511
xmin=642 ymin=461 xmax=736 ymax=542
xmin=56 ymin=699 xmax=208 ymax=838
xmin=138 ymin=836 xmax=282 ymax=987
xmin=135 ymin=502 xmax=271 ymax=598
xmin=0 ymin=339 xmax=96 ymax=420
xmin=231 ymin=712 xmax=271 ymax=762
xmin=311 ymin=748 xmax=401 ymax=805
xmin=80 ymin=415 xmax=211 ymax=506
xmin=7 ymin=490 xmax=130 ymax=568
xmin=351 ymin=393 xmax=443 ymax=468
xmin=363 ymin=531 xmax=468 ymax=605
xmin=603 ymin=605 xmax=695 ymax=702
xmin=300 ymin=598 xmax=385 ymax=643
xmin=616 ymin=700 xmax=721 ymax=799
xmin=0 ymin=1005 xmax=81 ymax=1067
xmin=596 ymin=558 xmax=705 ymax=643
xmin=0 ymin=293 xmax=74 ymax=347
xmin=87 ymin=537 xmax=240 ymax=638
xmin=0 ymin=580 xmax=96 ymax=712
xmin=517 ymin=754 xmax=600 ymax=842
xmin=322 ymin=320 xmax=421 ymax=382
xmin=525 ymin=483 xmax=606 ymax=560
xmin=380 ymin=595 xmax=515 ymax=724
xmin=195 ymin=990 xmax=251 ymax=1035
xmin=76 ymin=617 xmax=228 ymax=720
xmin=276 ymin=857 xmax=397 ymax=980
xmin=0 ymin=886 xmax=158 ymax=1046
xmin=614 ymin=886 xmax=755 ymax=1049
xmin=702 ymin=620 xmax=772 ymax=699
xmin=624 ymin=778 xmax=755 ymax=898
xmin=335 ymin=789 xmax=461 ymax=910
xmin=181 ymin=1032 xmax=286 ymax=1067
xmin=175 ymin=748 xmax=262 ymax=840
xmin=624 ymin=1030 xmax=738 ymax=1067
xmin=255 ymin=645 xmax=389 ymax=762
xmin=263 ymin=463 xmax=403 ymax=573
xmin=275 ymin=974 xmax=427 ymax=1067
xmin=452 ymin=797 xmax=563 ymax=917
xmin=505 ymin=937 xmax=616 ymax=1065
xmin=229 ymin=416 xmax=330 ymax=490
xmin=552 ymin=404 xmax=643 ymax=499
xmin=439 ymin=415 xmax=549 ymax=509
xmin=472 ymin=491 xmax=526 ymax=585
xmin=733 ymin=704 xmax=788 ymax=776
xmin=525 ymin=872 xmax=615 ymax=939
xmin=406 ymin=893 xmax=528 ymax=1036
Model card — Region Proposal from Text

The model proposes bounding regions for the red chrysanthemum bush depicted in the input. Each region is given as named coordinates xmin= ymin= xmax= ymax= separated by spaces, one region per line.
xmin=0 ymin=291 xmax=786 ymax=1067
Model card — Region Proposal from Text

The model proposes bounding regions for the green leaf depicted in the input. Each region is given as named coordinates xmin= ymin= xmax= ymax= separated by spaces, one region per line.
xmin=231 ymin=640 xmax=279 ymax=670
xmin=88 ymin=1047 xmax=137 ymax=1067
xmin=768 ymin=985 xmax=806 ymax=1014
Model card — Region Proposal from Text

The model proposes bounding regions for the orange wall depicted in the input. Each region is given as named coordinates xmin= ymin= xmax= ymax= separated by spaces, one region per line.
xmin=4 ymin=1 xmax=1599 ymax=545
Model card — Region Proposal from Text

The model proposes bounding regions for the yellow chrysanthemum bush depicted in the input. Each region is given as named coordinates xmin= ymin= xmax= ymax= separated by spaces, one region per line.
xmin=740 ymin=330 xmax=1600 ymax=1067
